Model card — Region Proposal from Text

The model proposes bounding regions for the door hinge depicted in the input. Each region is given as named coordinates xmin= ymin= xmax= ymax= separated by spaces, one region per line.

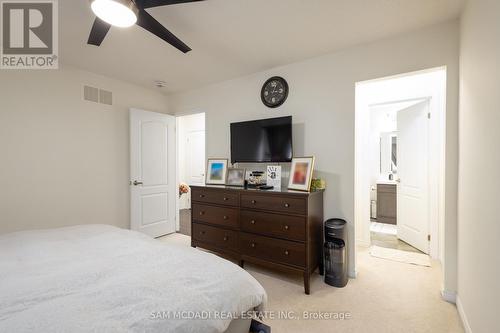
xmin=428 ymin=234 xmax=431 ymax=241
xmin=427 ymin=113 xmax=431 ymax=119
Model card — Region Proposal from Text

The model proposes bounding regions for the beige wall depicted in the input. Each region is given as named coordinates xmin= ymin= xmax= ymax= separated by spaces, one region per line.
xmin=458 ymin=1 xmax=500 ymax=331
xmin=0 ymin=65 xmax=169 ymax=234
xmin=168 ymin=21 xmax=459 ymax=286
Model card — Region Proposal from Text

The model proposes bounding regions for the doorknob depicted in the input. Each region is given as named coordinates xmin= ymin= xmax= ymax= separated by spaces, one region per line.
xmin=132 ymin=180 xmax=143 ymax=186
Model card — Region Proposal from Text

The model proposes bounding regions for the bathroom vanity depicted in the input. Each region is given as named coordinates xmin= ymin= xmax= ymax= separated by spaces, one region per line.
xmin=376 ymin=182 xmax=397 ymax=225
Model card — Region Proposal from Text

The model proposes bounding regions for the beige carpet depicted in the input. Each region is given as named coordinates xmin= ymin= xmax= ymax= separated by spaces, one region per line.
xmin=370 ymin=245 xmax=432 ymax=267
xmin=159 ymin=233 xmax=463 ymax=333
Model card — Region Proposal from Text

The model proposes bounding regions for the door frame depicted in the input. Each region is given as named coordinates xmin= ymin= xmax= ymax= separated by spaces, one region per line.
xmin=361 ymin=97 xmax=435 ymax=254
xmin=186 ymin=129 xmax=206 ymax=186
xmin=367 ymin=95 xmax=443 ymax=259
xmin=175 ymin=112 xmax=206 ymax=232
xmin=354 ymin=67 xmax=447 ymax=266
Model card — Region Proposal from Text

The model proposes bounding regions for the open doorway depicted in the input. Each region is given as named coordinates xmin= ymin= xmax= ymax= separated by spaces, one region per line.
xmin=369 ymin=99 xmax=431 ymax=254
xmin=355 ymin=68 xmax=446 ymax=264
xmin=176 ymin=112 xmax=206 ymax=236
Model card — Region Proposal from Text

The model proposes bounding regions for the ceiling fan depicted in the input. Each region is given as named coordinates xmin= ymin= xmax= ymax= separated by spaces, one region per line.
xmin=87 ymin=0 xmax=204 ymax=53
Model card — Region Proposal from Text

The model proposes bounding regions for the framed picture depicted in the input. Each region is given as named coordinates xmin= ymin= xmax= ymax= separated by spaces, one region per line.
xmin=206 ymin=159 xmax=228 ymax=185
xmin=267 ymin=165 xmax=281 ymax=189
xmin=288 ymin=156 xmax=315 ymax=191
xmin=226 ymin=168 xmax=246 ymax=187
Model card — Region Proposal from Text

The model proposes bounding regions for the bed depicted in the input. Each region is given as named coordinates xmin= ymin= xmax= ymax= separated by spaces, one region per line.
xmin=0 ymin=224 xmax=267 ymax=333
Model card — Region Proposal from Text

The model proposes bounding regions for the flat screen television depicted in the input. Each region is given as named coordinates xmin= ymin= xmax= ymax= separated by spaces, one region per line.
xmin=230 ymin=116 xmax=292 ymax=163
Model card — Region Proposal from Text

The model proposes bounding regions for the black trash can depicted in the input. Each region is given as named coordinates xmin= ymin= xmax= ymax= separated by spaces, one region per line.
xmin=324 ymin=218 xmax=348 ymax=287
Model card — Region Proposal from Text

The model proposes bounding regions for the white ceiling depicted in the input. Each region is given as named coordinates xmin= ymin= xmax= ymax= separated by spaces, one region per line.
xmin=60 ymin=0 xmax=464 ymax=94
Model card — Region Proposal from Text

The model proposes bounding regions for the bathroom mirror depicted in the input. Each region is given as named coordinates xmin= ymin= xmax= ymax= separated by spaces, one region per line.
xmin=391 ymin=135 xmax=397 ymax=172
xmin=380 ymin=132 xmax=397 ymax=176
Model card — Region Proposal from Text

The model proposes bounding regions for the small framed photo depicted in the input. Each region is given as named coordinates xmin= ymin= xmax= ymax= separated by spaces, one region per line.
xmin=206 ymin=159 xmax=228 ymax=185
xmin=267 ymin=165 xmax=281 ymax=189
xmin=288 ymin=156 xmax=315 ymax=191
xmin=226 ymin=168 xmax=246 ymax=187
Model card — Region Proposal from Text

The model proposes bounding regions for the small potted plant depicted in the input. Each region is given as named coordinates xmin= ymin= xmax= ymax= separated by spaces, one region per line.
xmin=179 ymin=183 xmax=190 ymax=198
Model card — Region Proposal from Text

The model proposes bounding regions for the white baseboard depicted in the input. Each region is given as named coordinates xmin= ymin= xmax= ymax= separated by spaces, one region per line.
xmin=441 ymin=289 xmax=456 ymax=303
xmin=456 ymin=295 xmax=472 ymax=333
xmin=348 ymin=269 xmax=357 ymax=279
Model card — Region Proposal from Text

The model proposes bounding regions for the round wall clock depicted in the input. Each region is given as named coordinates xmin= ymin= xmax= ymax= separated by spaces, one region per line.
xmin=261 ymin=76 xmax=289 ymax=108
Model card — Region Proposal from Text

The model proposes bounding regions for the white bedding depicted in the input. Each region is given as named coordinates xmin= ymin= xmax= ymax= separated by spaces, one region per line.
xmin=0 ymin=225 xmax=267 ymax=333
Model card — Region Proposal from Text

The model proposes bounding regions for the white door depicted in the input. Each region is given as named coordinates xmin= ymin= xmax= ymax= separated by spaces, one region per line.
xmin=186 ymin=130 xmax=205 ymax=185
xmin=396 ymin=101 xmax=429 ymax=253
xmin=130 ymin=109 xmax=176 ymax=238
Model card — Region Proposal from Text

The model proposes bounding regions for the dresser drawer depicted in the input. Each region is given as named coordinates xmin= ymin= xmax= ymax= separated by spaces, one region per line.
xmin=240 ymin=232 xmax=305 ymax=267
xmin=240 ymin=210 xmax=306 ymax=241
xmin=191 ymin=187 xmax=238 ymax=207
xmin=241 ymin=194 xmax=306 ymax=215
xmin=192 ymin=203 xmax=239 ymax=228
xmin=192 ymin=223 xmax=238 ymax=251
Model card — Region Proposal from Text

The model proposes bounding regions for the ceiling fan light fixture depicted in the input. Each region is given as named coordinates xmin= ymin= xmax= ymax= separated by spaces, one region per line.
xmin=90 ymin=0 xmax=138 ymax=28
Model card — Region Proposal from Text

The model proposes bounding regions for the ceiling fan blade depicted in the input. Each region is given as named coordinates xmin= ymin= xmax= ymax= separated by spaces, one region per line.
xmin=136 ymin=9 xmax=191 ymax=53
xmin=138 ymin=0 xmax=204 ymax=9
xmin=87 ymin=17 xmax=112 ymax=46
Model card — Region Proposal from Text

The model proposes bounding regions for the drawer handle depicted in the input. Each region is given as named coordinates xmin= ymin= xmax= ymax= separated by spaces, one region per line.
xmin=199 ymin=194 xmax=205 ymax=198
xmin=251 ymin=200 xmax=256 ymax=204
xmin=223 ymin=236 xmax=228 ymax=241
xmin=199 ymin=211 xmax=205 ymax=215
xmin=284 ymin=250 xmax=289 ymax=256
xmin=251 ymin=242 xmax=256 ymax=248
xmin=223 ymin=197 xmax=229 ymax=201
xmin=284 ymin=203 xmax=290 ymax=208
xmin=250 ymin=220 xmax=256 ymax=224
xmin=200 ymin=231 xmax=205 ymax=235
xmin=223 ymin=215 xmax=228 ymax=220
xmin=284 ymin=225 xmax=289 ymax=230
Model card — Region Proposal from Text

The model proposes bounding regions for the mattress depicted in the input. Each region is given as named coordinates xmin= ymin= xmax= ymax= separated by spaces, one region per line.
xmin=0 ymin=224 xmax=267 ymax=333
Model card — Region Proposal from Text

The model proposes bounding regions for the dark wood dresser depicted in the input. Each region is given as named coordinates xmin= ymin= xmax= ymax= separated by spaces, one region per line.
xmin=190 ymin=185 xmax=324 ymax=294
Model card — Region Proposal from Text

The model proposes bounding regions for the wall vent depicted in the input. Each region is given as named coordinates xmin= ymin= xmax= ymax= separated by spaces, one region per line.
xmin=83 ymin=85 xmax=113 ymax=105
xmin=83 ymin=85 xmax=99 ymax=103
xmin=99 ymin=89 xmax=113 ymax=105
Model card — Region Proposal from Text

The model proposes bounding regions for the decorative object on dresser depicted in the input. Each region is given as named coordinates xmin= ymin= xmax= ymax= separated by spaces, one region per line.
xmin=376 ymin=183 xmax=397 ymax=225
xmin=311 ymin=178 xmax=326 ymax=191
xmin=190 ymin=185 xmax=324 ymax=295
xmin=288 ymin=156 xmax=315 ymax=191
xmin=205 ymin=159 xmax=228 ymax=185
xmin=226 ymin=168 xmax=246 ymax=187
xmin=266 ymin=165 xmax=281 ymax=189
xmin=247 ymin=171 xmax=266 ymax=187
